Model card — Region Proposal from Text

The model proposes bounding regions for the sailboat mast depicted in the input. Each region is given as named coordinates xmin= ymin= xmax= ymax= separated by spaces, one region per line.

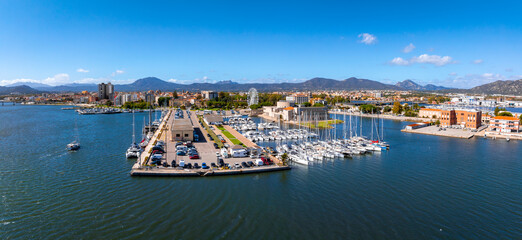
xmin=132 ymin=110 xmax=136 ymax=144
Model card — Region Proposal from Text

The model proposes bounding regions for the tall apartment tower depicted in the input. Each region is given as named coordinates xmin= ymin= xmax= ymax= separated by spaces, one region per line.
xmin=98 ymin=82 xmax=114 ymax=100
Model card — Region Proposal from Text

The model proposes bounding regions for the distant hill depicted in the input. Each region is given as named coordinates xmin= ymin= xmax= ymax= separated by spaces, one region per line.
xmin=467 ymin=79 xmax=522 ymax=95
xmin=6 ymin=82 xmax=52 ymax=89
xmin=10 ymin=76 xmax=458 ymax=93
xmin=396 ymin=79 xmax=448 ymax=91
xmin=0 ymin=85 xmax=42 ymax=95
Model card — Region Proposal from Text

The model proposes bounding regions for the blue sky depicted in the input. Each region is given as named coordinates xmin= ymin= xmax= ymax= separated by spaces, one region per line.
xmin=1 ymin=0 xmax=521 ymax=88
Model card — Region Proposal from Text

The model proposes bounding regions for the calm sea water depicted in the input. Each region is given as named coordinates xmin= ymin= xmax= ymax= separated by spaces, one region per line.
xmin=0 ymin=105 xmax=520 ymax=239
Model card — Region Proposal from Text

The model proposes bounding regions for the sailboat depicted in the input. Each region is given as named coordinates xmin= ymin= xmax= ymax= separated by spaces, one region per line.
xmin=126 ymin=110 xmax=141 ymax=158
xmin=67 ymin=120 xmax=80 ymax=151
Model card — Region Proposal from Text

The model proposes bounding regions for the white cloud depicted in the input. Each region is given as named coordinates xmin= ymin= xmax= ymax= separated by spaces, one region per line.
xmin=1 ymin=73 xmax=71 ymax=86
xmin=42 ymin=73 xmax=70 ymax=85
xmin=0 ymin=78 xmax=38 ymax=86
xmin=412 ymin=54 xmax=454 ymax=66
xmin=390 ymin=54 xmax=455 ymax=66
xmin=358 ymin=33 xmax=377 ymax=45
xmin=447 ymin=72 xmax=509 ymax=88
xmin=111 ymin=70 xmax=125 ymax=76
xmin=473 ymin=59 xmax=483 ymax=64
xmin=77 ymin=68 xmax=89 ymax=73
xmin=402 ymin=43 xmax=415 ymax=53
xmin=167 ymin=78 xmax=193 ymax=84
xmin=449 ymin=72 xmax=457 ymax=76
xmin=390 ymin=57 xmax=409 ymax=65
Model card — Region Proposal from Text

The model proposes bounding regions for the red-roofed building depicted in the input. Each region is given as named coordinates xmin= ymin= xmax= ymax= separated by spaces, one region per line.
xmin=489 ymin=116 xmax=520 ymax=133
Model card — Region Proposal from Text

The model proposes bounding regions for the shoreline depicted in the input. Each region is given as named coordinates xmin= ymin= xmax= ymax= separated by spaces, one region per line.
xmin=329 ymin=111 xmax=431 ymax=123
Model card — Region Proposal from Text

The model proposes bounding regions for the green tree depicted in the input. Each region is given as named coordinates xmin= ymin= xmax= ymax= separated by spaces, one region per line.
xmin=413 ymin=103 xmax=420 ymax=110
xmin=497 ymin=112 xmax=513 ymax=117
xmin=280 ymin=153 xmax=289 ymax=165
xmin=494 ymin=107 xmax=507 ymax=116
xmin=392 ymin=102 xmax=402 ymax=115
xmin=359 ymin=104 xmax=380 ymax=114
xmin=158 ymin=97 xmax=171 ymax=106
xmin=313 ymin=103 xmax=325 ymax=107
xmin=302 ymin=102 xmax=312 ymax=107
xmin=519 ymin=114 xmax=522 ymax=124
xmin=250 ymin=104 xmax=261 ymax=110
xmin=173 ymin=91 xmax=178 ymax=99
xmin=383 ymin=106 xmax=392 ymax=113
xmin=435 ymin=119 xmax=441 ymax=125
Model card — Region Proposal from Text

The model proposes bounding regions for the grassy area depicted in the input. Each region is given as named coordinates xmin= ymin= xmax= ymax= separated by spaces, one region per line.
xmin=300 ymin=119 xmax=344 ymax=129
xmin=198 ymin=116 xmax=224 ymax=148
xmin=216 ymin=125 xmax=244 ymax=146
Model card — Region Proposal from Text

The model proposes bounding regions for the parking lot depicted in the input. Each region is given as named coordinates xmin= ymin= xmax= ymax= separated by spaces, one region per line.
xmin=163 ymin=110 xmax=271 ymax=169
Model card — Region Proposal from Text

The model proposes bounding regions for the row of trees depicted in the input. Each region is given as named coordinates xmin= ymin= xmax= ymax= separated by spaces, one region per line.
xmin=122 ymin=100 xmax=152 ymax=109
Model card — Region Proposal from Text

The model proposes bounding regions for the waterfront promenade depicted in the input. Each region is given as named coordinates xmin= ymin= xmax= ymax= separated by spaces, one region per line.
xmin=329 ymin=111 xmax=430 ymax=122
xmin=401 ymin=125 xmax=477 ymax=139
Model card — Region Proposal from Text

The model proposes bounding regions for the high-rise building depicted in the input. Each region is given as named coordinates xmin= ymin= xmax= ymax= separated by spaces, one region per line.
xmin=97 ymin=82 xmax=114 ymax=100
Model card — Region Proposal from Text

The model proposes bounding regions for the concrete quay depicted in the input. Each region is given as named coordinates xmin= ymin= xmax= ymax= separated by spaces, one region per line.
xmin=131 ymin=110 xmax=290 ymax=177
xmin=401 ymin=125 xmax=476 ymax=139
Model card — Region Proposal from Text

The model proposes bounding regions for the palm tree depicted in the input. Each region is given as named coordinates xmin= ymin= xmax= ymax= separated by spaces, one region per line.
xmin=281 ymin=153 xmax=289 ymax=166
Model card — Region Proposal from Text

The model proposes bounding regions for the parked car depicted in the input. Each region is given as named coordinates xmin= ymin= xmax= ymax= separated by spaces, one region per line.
xmin=176 ymin=150 xmax=186 ymax=156
xmin=152 ymin=146 xmax=164 ymax=153
xmin=171 ymin=160 xmax=176 ymax=167
xmin=202 ymin=162 xmax=209 ymax=169
xmin=234 ymin=163 xmax=241 ymax=169
xmin=213 ymin=143 xmax=219 ymax=149
xmin=189 ymin=154 xmax=199 ymax=159
xmin=211 ymin=163 xmax=217 ymax=168
xmin=186 ymin=163 xmax=193 ymax=169
xmin=247 ymin=161 xmax=254 ymax=167
xmin=194 ymin=163 xmax=200 ymax=169
xmin=179 ymin=160 xmax=185 ymax=168
xmin=241 ymin=162 xmax=249 ymax=168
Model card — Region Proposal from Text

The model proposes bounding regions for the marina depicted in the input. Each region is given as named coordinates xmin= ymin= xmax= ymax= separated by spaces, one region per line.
xmin=1 ymin=104 xmax=520 ymax=239
xmin=130 ymin=109 xmax=290 ymax=177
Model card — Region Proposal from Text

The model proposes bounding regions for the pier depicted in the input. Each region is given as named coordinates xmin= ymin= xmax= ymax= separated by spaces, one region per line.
xmin=131 ymin=110 xmax=290 ymax=177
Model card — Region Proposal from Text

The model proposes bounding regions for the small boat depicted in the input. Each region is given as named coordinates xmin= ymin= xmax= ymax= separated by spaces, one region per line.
xmin=126 ymin=110 xmax=141 ymax=158
xmin=67 ymin=141 xmax=80 ymax=151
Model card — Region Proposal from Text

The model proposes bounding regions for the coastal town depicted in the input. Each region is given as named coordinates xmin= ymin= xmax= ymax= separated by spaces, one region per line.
xmin=3 ymin=1 xmax=522 ymax=239
xmin=4 ymin=81 xmax=522 ymax=141
xmin=2 ymin=79 xmax=522 ymax=176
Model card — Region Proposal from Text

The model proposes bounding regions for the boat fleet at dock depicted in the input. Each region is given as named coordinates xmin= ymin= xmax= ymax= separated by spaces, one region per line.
xmin=275 ymin=137 xmax=388 ymax=165
xmin=75 ymin=107 xmax=151 ymax=115
xmin=126 ymin=108 xmax=168 ymax=158
xmin=227 ymin=111 xmax=390 ymax=166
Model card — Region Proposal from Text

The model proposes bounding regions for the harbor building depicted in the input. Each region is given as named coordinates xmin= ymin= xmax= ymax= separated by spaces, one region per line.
xmin=418 ymin=108 xmax=442 ymax=119
xmin=97 ymin=82 xmax=114 ymax=100
xmin=204 ymin=115 xmax=224 ymax=125
xmin=171 ymin=118 xmax=194 ymax=141
xmin=295 ymin=106 xmax=329 ymax=121
xmin=201 ymin=91 xmax=218 ymax=100
xmin=263 ymin=103 xmax=328 ymax=122
xmin=440 ymin=109 xmax=482 ymax=129
xmin=488 ymin=116 xmax=520 ymax=133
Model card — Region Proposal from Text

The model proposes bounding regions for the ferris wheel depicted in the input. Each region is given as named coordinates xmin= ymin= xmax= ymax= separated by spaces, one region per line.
xmin=248 ymin=88 xmax=259 ymax=106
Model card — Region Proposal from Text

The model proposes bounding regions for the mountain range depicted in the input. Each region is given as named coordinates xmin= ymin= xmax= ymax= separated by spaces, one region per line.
xmin=2 ymin=77 xmax=522 ymax=96
xmin=395 ymin=79 xmax=448 ymax=91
